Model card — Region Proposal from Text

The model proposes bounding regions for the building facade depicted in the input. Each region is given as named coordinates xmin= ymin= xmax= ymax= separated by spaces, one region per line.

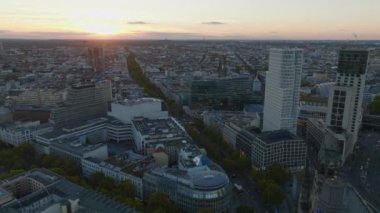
xmin=263 ymin=48 xmax=303 ymax=134
xmin=50 ymin=81 xmax=111 ymax=128
xmin=190 ymin=75 xmax=253 ymax=109
xmin=325 ymin=50 xmax=369 ymax=159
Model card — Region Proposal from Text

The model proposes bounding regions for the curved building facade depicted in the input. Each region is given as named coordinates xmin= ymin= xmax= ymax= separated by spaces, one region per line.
xmin=143 ymin=167 xmax=231 ymax=213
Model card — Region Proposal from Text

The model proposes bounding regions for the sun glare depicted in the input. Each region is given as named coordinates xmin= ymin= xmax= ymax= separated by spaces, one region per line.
xmin=69 ymin=8 xmax=127 ymax=36
xmin=79 ymin=24 xmax=122 ymax=35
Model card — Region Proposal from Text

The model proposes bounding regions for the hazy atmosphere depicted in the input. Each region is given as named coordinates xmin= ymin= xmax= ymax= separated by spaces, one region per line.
xmin=1 ymin=0 xmax=380 ymax=39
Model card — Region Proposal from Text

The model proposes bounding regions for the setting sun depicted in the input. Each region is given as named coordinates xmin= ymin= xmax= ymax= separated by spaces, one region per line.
xmin=78 ymin=24 xmax=123 ymax=35
xmin=69 ymin=8 xmax=127 ymax=35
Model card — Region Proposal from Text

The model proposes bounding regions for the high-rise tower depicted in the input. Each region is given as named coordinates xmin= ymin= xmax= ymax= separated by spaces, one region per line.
xmin=263 ymin=48 xmax=303 ymax=134
xmin=326 ymin=50 xmax=369 ymax=155
xmin=0 ymin=41 xmax=4 ymax=55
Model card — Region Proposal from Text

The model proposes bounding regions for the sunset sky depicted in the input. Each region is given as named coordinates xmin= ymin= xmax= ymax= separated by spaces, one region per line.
xmin=1 ymin=0 xmax=379 ymax=40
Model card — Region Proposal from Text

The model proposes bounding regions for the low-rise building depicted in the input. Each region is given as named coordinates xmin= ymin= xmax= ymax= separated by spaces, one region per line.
xmin=35 ymin=116 xmax=131 ymax=154
xmin=0 ymin=121 xmax=53 ymax=146
xmin=131 ymin=117 xmax=187 ymax=154
xmin=306 ymin=118 xmax=353 ymax=166
xmin=82 ymin=151 xmax=156 ymax=199
xmin=0 ymin=168 xmax=135 ymax=213
xmin=108 ymin=97 xmax=169 ymax=123
xmin=299 ymin=95 xmax=328 ymax=121
xmin=143 ymin=143 xmax=231 ymax=213
xmin=311 ymin=173 xmax=373 ymax=213
xmin=50 ymin=139 xmax=108 ymax=163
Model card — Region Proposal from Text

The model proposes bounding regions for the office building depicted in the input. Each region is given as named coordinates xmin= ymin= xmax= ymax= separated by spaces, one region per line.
xmin=10 ymin=89 xmax=63 ymax=107
xmin=263 ymin=48 xmax=303 ymax=134
xmin=88 ymin=47 xmax=105 ymax=72
xmin=236 ymin=129 xmax=306 ymax=170
xmin=50 ymin=81 xmax=111 ymax=128
xmin=35 ymin=116 xmax=130 ymax=155
xmin=326 ymin=50 xmax=369 ymax=157
xmin=0 ymin=41 xmax=4 ymax=55
xmin=252 ymin=75 xmax=262 ymax=92
xmin=190 ymin=75 xmax=254 ymax=109
xmin=0 ymin=121 xmax=53 ymax=146
xmin=50 ymin=139 xmax=108 ymax=163
xmin=82 ymin=151 xmax=156 ymax=199
xmin=308 ymin=50 xmax=370 ymax=165
xmin=131 ymin=117 xmax=187 ymax=154
xmin=299 ymin=95 xmax=328 ymax=121
xmin=0 ymin=168 xmax=135 ymax=213
xmin=108 ymin=98 xmax=169 ymax=123
xmin=143 ymin=143 xmax=231 ymax=213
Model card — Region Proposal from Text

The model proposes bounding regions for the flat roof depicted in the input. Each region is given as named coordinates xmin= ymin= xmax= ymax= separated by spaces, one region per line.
xmin=132 ymin=117 xmax=185 ymax=138
xmin=259 ymin=130 xmax=301 ymax=143
xmin=51 ymin=141 xmax=106 ymax=156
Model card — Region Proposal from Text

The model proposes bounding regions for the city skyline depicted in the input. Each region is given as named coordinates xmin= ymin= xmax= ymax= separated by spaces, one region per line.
xmin=1 ymin=0 xmax=380 ymax=40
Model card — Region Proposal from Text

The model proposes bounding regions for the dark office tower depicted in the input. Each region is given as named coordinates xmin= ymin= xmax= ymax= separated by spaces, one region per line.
xmin=0 ymin=41 xmax=4 ymax=55
xmin=50 ymin=81 xmax=112 ymax=128
xmin=88 ymin=47 xmax=105 ymax=72
xmin=190 ymin=75 xmax=253 ymax=109
xmin=326 ymin=50 xmax=369 ymax=158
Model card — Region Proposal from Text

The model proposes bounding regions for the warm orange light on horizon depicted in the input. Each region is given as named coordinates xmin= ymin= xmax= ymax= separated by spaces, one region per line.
xmin=69 ymin=8 xmax=127 ymax=36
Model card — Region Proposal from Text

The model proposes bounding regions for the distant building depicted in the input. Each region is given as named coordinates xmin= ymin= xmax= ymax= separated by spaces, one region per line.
xmin=299 ymin=95 xmax=328 ymax=121
xmin=35 ymin=116 xmax=131 ymax=154
xmin=0 ymin=41 xmax=4 ymax=55
xmin=108 ymin=98 xmax=168 ymax=123
xmin=0 ymin=121 xmax=53 ymax=146
xmin=362 ymin=113 xmax=380 ymax=129
xmin=88 ymin=47 xmax=105 ymax=72
xmin=263 ymin=48 xmax=303 ymax=134
xmin=12 ymin=107 xmax=51 ymax=124
xmin=0 ymin=168 xmax=135 ymax=212
xmin=131 ymin=117 xmax=187 ymax=154
xmin=252 ymin=76 xmax=262 ymax=92
xmin=190 ymin=75 xmax=254 ymax=109
xmin=203 ymin=110 xmax=261 ymax=147
xmin=50 ymin=81 xmax=111 ymax=128
xmin=9 ymin=89 xmax=63 ymax=107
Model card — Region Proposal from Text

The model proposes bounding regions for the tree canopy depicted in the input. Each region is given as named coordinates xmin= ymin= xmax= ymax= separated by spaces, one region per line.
xmin=147 ymin=192 xmax=181 ymax=213
xmin=369 ymin=96 xmax=380 ymax=114
xmin=250 ymin=164 xmax=289 ymax=208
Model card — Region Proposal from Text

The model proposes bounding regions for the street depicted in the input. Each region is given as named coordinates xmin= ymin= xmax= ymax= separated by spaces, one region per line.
xmin=343 ymin=130 xmax=380 ymax=210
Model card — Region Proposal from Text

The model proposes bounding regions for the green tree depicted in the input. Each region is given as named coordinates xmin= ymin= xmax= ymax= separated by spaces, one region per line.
xmin=196 ymin=208 xmax=213 ymax=213
xmin=260 ymin=180 xmax=284 ymax=207
xmin=369 ymin=96 xmax=380 ymax=114
xmin=116 ymin=180 xmax=135 ymax=198
xmin=151 ymin=209 xmax=166 ymax=213
xmin=265 ymin=164 xmax=290 ymax=185
xmin=147 ymin=192 xmax=181 ymax=213
xmin=88 ymin=172 xmax=106 ymax=189
xmin=236 ymin=205 xmax=255 ymax=213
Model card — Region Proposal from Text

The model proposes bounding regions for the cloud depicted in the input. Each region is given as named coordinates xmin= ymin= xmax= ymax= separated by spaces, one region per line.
xmin=128 ymin=31 xmax=203 ymax=40
xmin=268 ymin=31 xmax=278 ymax=34
xmin=128 ymin=21 xmax=149 ymax=25
xmin=202 ymin=21 xmax=226 ymax=25
xmin=0 ymin=30 xmax=11 ymax=33
xmin=26 ymin=31 xmax=94 ymax=36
